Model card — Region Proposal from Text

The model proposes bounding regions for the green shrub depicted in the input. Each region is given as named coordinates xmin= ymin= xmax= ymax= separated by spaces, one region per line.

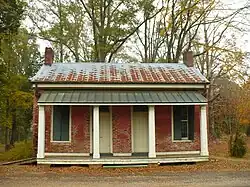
xmin=230 ymin=135 xmax=247 ymax=158
xmin=246 ymin=125 xmax=250 ymax=137
xmin=0 ymin=141 xmax=33 ymax=161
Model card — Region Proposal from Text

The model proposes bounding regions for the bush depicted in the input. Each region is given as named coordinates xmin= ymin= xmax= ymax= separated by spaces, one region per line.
xmin=0 ymin=141 xmax=33 ymax=161
xmin=230 ymin=135 xmax=247 ymax=158
xmin=246 ymin=125 xmax=250 ymax=137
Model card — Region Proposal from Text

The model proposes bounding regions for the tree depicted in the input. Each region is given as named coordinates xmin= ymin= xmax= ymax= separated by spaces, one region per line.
xmin=0 ymin=28 xmax=41 ymax=149
xmin=0 ymin=0 xmax=25 ymax=34
xmin=79 ymin=0 xmax=164 ymax=62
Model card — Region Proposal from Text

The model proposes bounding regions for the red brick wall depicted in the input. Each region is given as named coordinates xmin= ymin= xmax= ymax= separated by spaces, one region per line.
xmin=112 ymin=106 xmax=131 ymax=153
xmin=156 ymin=105 xmax=201 ymax=152
xmin=45 ymin=106 xmax=90 ymax=153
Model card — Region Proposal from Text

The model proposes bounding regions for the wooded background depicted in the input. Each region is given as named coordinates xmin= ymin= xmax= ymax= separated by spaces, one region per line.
xmin=1 ymin=0 xmax=250 ymax=151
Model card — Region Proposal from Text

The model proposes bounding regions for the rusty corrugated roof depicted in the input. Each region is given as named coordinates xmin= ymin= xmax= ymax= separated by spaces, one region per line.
xmin=31 ymin=63 xmax=208 ymax=84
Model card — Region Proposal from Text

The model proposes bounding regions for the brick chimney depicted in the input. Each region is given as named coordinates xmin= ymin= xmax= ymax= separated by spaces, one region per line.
xmin=44 ymin=47 xmax=54 ymax=66
xmin=183 ymin=51 xmax=193 ymax=67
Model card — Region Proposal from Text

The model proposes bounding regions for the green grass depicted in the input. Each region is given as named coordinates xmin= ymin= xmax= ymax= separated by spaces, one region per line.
xmin=0 ymin=141 xmax=33 ymax=162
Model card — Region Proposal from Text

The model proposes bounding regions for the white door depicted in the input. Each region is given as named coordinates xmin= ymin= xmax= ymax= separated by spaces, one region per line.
xmin=133 ymin=112 xmax=148 ymax=153
xmin=99 ymin=112 xmax=111 ymax=153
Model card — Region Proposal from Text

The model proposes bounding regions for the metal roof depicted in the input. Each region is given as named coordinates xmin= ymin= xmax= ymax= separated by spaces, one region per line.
xmin=31 ymin=63 xmax=209 ymax=84
xmin=38 ymin=91 xmax=207 ymax=104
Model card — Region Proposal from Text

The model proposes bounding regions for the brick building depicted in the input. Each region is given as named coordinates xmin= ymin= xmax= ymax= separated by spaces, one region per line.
xmin=31 ymin=48 xmax=209 ymax=165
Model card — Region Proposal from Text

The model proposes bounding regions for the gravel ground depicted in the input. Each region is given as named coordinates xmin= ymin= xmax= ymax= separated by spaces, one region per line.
xmin=0 ymin=171 xmax=250 ymax=187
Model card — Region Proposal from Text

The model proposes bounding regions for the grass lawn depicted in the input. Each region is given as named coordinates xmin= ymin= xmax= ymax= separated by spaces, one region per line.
xmin=0 ymin=141 xmax=33 ymax=162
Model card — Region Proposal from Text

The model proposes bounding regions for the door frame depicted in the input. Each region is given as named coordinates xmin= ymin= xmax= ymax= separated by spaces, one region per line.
xmin=90 ymin=106 xmax=113 ymax=154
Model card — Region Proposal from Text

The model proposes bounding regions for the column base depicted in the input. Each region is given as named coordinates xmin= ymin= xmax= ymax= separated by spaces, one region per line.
xmin=93 ymin=153 xmax=100 ymax=159
xmin=37 ymin=154 xmax=45 ymax=159
xmin=148 ymin=152 xmax=156 ymax=158
xmin=200 ymin=151 xmax=209 ymax=157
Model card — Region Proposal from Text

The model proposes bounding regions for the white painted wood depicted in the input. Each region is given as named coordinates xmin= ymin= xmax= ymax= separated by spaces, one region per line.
xmin=200 ymin=105 xmax=209 ymax=156
xmin=133 ymin=112 xmax=148 ymax=153
xmin=93 ymin=106 xmax=100 ymax=158
xmin=113 ymin=153 xmax=132 ymax=156
xmin=37 ymin=106 xmax=45 ymax=159
xmin=37 ymin=156 xmax=209 ymax=165
xmin=99 ymin=112 xmax=111 ymax=153
xmin=39 ymin=102 xmax=208 ymax=106
xmin=156 ymin=151 xmax=200 ymax=156
xmin=45 ymin=153 xmax=90 ymax=156
xmin=34 ymin=83 xmax=206 ymax=89
xmin=148 ymin=106 xmax=156 ymax=158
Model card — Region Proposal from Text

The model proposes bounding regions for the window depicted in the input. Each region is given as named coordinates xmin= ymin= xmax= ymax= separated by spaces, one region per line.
xmin=173 ymin=105 xmax=194 ymax=141
xmin=52 ymin=106 xmax=70 ymax=141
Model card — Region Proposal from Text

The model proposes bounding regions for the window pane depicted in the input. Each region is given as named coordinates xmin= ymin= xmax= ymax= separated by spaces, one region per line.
xmin=180 ymin=106 xmax=188 ymax=120
xmin=181 ymin=121 xmax=188 ymax=138
xmin=173 ymin=106 xmax=182 ymax=140
xmin=53 ymin=106 xmax=69 ymax=141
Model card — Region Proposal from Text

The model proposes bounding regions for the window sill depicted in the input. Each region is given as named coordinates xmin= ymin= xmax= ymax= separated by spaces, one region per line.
xmin=172 ymin=140 xmax=193 ymax=143
xmin=51 ymin=141 xmax=71 ymax=143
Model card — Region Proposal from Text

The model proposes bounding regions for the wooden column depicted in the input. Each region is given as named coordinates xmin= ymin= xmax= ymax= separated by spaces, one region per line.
xmin=200 ymin=105 xmax=209 ymax=156
xmin=37 ymin=105 xmax=45 ymax=159
xmin=148 ymin=105 xmax=156 ymax=158
xmin=93 ymin=106 xmax=100 ymax=159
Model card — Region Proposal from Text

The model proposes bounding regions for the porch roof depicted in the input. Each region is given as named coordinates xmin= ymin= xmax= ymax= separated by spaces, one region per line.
xmin=38 ymin=91 xmax=207 ymax=105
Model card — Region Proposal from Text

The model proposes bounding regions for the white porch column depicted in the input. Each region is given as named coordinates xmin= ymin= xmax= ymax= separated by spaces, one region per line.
xmin=37 ymin=105 xmax=45 ymax=159
xmin=148 ymin=105 xmax=156 ymax=158
xmin=93 ymin=106 xmax=100 ymax=159
xmin=200 ymin=105 xmax=209 ymax=156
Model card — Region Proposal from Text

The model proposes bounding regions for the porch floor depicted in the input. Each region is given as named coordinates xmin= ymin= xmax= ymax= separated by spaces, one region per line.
xmin=37 ymin=154 xmax=209 ymax=165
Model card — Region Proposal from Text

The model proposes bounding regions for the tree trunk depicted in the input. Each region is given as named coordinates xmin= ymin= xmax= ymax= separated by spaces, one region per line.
xmin=10 ymin=108 xmax=17 ymax=147
xmin=4 ymin=127 xmax=10 ymax=151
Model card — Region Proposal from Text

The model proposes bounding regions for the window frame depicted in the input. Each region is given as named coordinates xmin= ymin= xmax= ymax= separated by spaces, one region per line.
xmin=51 ymin=105 xmax=71 ymax=143
xmin=172 ymin=106 xmax=192 ymax=142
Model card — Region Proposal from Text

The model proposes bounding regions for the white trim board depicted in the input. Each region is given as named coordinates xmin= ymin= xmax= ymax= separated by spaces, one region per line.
xmin=45 ymin=153 xmax=90 ymax=156
xmin=156 ymin=151 xmax=200 ymax=156
xmin=113 ymin=153 xmax=132 ymax=157
xmin=39 ymin=103 xmax=207 ymax=106
xmin=33 ymin=83 xmax=207 ymax=89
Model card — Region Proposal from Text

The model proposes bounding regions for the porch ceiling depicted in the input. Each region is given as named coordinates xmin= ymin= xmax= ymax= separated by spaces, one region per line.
xmin=38 ymin=90 xmax=207 ymax=104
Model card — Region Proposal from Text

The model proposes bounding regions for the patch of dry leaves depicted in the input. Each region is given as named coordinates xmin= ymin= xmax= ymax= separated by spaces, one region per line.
xmin=0 ymin=158 xmax=250 ymax=177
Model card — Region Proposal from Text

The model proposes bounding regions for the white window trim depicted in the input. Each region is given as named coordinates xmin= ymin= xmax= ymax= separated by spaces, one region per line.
xmin=50 ymin=105 xmax=72 ymax=143
xmin=171 ymin=106 xmax=193 ymax=142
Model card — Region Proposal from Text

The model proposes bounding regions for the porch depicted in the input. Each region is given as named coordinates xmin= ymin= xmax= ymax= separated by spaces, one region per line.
xmin=38 ymin=152 xmax=208 ymax=165
xmin=36 ymin=90 xmax=209 ymax=164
